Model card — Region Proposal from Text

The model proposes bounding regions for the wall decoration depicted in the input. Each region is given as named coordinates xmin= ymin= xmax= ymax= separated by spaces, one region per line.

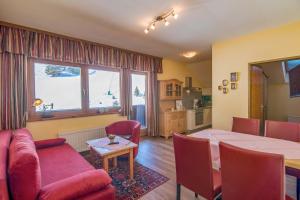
xmin=222 ymin=79 xmax=229 ymax=86
xmin=231 ymin=82 xmax=237 ymax=90
xmin=223 ymin=87 xmax=229 ymax=94
xmin=230 ymin=72 xmax=239 ymax=82
xmin=218 ymin=85 xmax=223 ymax=91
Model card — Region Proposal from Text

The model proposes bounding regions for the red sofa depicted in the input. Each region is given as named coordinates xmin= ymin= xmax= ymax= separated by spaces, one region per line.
xmin=0 ymin=129 xmax=115 ymax=200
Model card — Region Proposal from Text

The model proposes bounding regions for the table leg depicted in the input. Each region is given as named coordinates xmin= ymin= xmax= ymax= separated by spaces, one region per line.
xmin=297 ymin=178 xmax=300 ymax=200
xmin=103 ymin=157 xmax=109 ymax=172
xmin=113 ymin=157 xmax=117 ymax=168
xmin=129 ymin=148 xmax=134 ymax=179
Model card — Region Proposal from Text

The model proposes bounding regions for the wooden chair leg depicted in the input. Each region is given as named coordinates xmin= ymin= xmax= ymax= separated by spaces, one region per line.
xmin=297 ymin=178 xmax=300 ymax=200
xmin=195 ymin=193 xmax=198 ymax=198
xmin=177 ymin=184 xmax=181 ymax=200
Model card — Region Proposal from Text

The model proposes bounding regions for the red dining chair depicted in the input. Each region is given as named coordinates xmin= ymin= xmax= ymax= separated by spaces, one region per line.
xmin=219 ymin=142 xmax=293 ymax=200
xmin=265 ymin=120 xmax=300 ymax=142
xmin=232 ymin=117 xmax=260 ymax=135
xmin=173 ymin=133 xmax=222 ymax=200
xmin=265 ymin=120 xmax=300 ymax=200
xmin=105 ymin=120 xmax=141 ymax=158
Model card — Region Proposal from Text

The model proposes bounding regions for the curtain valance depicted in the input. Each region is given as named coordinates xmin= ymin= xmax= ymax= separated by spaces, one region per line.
xmin=0 ymin=25 xmax=162 ymax=73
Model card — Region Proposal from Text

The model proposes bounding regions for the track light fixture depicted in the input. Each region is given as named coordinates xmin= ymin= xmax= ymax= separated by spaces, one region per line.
xmin=144 ymin=9 xmax=178 ymax=34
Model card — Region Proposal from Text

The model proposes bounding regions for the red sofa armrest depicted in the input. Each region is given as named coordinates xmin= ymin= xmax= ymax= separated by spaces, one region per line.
xmin=39 ymin=169 xmax=112 ymax=200
xmin=34 ymin=138 xmax=66 ymax=149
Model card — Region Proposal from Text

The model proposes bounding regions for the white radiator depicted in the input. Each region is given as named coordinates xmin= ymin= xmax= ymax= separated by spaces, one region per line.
xmin=58 ymin=127 xmax=106 ymax=152
xmin=288 ymin=116 xmax=300 ymax=123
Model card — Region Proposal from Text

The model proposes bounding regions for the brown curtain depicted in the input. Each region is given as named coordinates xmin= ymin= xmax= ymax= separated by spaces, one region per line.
xmin=0 ymin=25 xmax=163 ymax=73
xmin=146 ymin=72 xmax=159 ymax=136
xmin=0 ymin=53 xmax=27 ymax=130
xmin=120 ymin=68 xmax=132 ymax=117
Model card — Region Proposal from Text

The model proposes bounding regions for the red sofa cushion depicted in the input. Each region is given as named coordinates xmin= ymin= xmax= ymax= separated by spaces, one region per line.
xmin=0 ymin=130 xmax=12 ymax=200
xmin=8 ymin=129 xmax=41 ymax=200
xmin=37 ymin=143 xmax=94 ymax=186
xmin=39 ymin=169 xmax=112 ymax=200
xmin=35 ymin=138 xmax=66 ymax=149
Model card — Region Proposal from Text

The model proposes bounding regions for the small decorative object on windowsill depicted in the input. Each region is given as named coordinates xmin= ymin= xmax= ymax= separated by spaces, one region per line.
xmin=218 ymin=85 xmax=223 ymax=91
xmin=32 ymin=98 xmax=54 ymax=118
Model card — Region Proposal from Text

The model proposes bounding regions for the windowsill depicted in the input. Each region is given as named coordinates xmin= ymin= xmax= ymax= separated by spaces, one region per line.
xmin=27 ymin=110 xmax=121 ymax=122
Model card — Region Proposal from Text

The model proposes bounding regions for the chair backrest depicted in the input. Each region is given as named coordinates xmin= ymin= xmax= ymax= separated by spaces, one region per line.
xmin=265 ymin=120 xmax=300 ymax=142
xmin=173 ymin=133 xmax=215 ymax=200
xmin=106 ymin=120 xmax=141 ymax=158
xmin=219 ymin=142 xmax=285 ymax=200
xmin=232 ymin=117 xmax=260 ymax=135
xmin=105 ymin=120 xmax=140 ymax=136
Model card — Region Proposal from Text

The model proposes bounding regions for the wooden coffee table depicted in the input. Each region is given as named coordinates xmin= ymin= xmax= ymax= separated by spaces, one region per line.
xmin=86 ymin=136 xmax=137 ymax=179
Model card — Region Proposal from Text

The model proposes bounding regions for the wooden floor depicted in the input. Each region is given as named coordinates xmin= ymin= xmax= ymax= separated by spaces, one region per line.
xmin=136 ymin=136 xmax=297 ymax=200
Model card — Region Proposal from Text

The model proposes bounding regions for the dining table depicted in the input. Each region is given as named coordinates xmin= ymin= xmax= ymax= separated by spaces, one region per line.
xmin=189 ymin=129 xmax=300 ymax=171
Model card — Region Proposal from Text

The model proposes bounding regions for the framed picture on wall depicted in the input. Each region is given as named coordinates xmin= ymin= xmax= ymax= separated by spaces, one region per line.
xmin=231 ymin=82 xmax=237 ymax=89
xmin=222 ymin=79 xmax=229 ymax=86
xmin=230 ymin=72 xmax=239 ymax=82
xmin=223 ymin=87 xmax=229 ymax=94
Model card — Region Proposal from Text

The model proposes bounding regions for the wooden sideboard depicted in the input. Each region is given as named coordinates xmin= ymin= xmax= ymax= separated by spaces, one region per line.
xmin=159 ymin=110 xmax=186 ymax=139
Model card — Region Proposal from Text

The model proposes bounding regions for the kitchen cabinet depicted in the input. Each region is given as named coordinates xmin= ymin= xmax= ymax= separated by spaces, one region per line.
xmin=159 ymin=110 xmax=186 ymax=139
xmin=159 ymin=79 xmax=183 ymax=100
xmin=203 ymin=107 xmax=212 ymax=125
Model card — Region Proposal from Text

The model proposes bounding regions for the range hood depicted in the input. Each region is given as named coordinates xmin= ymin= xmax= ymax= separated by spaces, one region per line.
xmin=184 ymin=77 xmax=201 ymax=93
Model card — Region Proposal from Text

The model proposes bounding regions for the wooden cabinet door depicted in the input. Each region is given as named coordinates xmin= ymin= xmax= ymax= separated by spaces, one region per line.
xmin=177 ymin=112 xmax=186 ymax=133
xmin=165 ymin=112 xmax=178 ymax=135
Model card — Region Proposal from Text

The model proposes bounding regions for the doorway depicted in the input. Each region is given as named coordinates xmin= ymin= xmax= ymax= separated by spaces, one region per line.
xmin=249 ymin=57 xmax=300 ymax=132
xmin=130 ymin=73 xmax=147 ymax=128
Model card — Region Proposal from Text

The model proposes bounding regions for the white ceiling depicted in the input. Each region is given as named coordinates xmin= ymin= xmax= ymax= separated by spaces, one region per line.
xmin=1 ymin=0 xmax=300 ymax=62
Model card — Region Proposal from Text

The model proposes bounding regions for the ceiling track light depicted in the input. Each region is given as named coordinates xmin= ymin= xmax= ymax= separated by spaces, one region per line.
xmin=144 ymin=9 xmax=178 ymax=34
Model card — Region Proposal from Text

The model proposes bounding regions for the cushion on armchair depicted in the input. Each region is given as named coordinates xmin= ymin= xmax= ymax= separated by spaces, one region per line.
xmin=8 ymin=129 xmax=41 ymax=200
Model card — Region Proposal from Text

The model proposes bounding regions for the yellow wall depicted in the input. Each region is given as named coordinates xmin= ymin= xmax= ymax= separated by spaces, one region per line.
xmin=212 ymin=21 xmax=300 ymax=130
xmin=27 ymin=58 xmax=204 ymax=140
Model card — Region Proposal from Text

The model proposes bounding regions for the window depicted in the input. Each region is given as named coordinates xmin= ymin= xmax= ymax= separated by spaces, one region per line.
xmin=34 ymin=63 xmax=82 ymax=111
xmin=286 ymin=59 xmax=300 ymax=97
xmin=88 ymin=69 xmax=120 ymax=110
xmin=131 ymin=73 xmax=147 ymax=128
xmin=29 ymin=60 xmax=121 ymax=120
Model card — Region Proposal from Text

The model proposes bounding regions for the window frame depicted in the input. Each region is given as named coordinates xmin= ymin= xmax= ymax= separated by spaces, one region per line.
xmin=27 ymin=59 xmax=121 ymax=121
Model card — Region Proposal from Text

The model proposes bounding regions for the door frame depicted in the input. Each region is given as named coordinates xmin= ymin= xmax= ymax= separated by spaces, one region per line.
xmin=248 ymin=55 xmax=300 ymax=118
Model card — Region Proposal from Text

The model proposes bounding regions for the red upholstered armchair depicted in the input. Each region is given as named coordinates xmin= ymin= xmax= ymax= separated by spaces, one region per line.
xmin=105 ymin=120 xmax=141 ymax=158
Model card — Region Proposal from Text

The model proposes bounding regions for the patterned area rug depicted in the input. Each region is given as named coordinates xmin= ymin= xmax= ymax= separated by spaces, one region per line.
xmin=82 ymin=152 xmax=169 ymax=200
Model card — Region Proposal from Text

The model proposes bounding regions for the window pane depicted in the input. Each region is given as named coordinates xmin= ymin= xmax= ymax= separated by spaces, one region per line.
xmin=131 ymin=74 xmax=146 ymax=128
xmin=132 ymin=74 xmax=146 ymax=106
xmin=34 ymin=63 xmax=82 ymax=111
xmin=88 ymin=69 xmax=120 ymax=108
